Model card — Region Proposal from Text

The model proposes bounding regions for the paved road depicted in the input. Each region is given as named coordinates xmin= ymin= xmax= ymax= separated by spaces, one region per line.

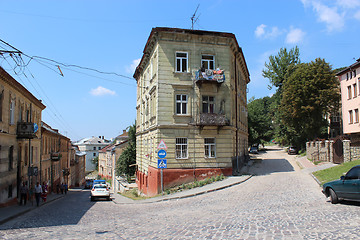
xmin=1 ymin=146 xmax=359 ymax=239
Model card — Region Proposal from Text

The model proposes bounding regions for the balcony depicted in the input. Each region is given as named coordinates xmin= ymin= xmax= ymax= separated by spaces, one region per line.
xmin=51 ymin=152 xmax=61 ymax=161
xmin=195 ymin=68 xmax=225 ymax=87
xmin=17 ymin=122 xmax=36 ymax=139
xmin=195 ymin=113 xmax=230 ymax=127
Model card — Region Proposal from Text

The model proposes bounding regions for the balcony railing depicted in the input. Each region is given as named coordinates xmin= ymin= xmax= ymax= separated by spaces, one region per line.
xmin=51 ymin=152 xmax=61 ymax=161
xmin=195 ymin=113 xmax=230 ymax=126
xmin=17 ymin=122 xmax=36 ymax=139
xmin=195 ymin=68 xmax=225 ymax=86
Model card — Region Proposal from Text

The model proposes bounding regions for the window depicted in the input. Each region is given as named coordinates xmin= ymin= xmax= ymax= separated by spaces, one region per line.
xmin=354 ymin=70 xmax=357 ymax=78
xmin=347 ymin=73 xmax=349 ymax=80
xmin=9 ymin=99 xmax=15 ymax=125
xmin=348 ymin=86 xmax=352 ymax=99
xmin=176 ymin=94 xmax=188 ymax=115
xmin=345 ymin=167 xmax=360 ymax=180
xmin=0 ymin=90 xmax=3 ymax=122
xmin=354 ymin=83 xmax=358 ymax=97
xmin=93 ymin=153 xmax=96 ymax=157
xmin=175 ymin=52 xmax=188 ymax=72
xmin=204 ymin=138 xmax=216 ymax=158
xmin=349 ymin=110 xmax=353 ymax=124
xmin=8 ymin=146 xmax=13 ymax=171
xmin=98 ymin=147 xmax=101 ymax=150
xmin=355 ymin=109 xmax=359 ymax=123
xmin=350 ymin=71 xmax=353 ymax=79
xmin=93 ymin=147 xmax=96 ymax=150
xmin=176 ymin=138 xmax=188 ymax=159
xmin=202 ymin=96 xmax=215 ymax=113
xmin=201 ymin=55 xmax=215 ymax=70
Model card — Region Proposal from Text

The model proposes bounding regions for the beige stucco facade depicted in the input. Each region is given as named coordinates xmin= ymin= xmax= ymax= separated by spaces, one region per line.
xmin=0 ymin=67 xmax=45 ymax=206
xmin=134 ymin=28 xmax=250 ymax=196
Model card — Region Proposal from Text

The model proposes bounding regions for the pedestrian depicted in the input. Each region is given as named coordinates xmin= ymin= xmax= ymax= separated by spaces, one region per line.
xmin=34 ymin=182 xmax=42 ymax=207
xmin=41 ymin=182 xmax=48 ymax=202
xmin=19 ymin=182 xmax=28 ymax=206
xmin=60 ymin=183 xmax=64 ymax=194
xmin=64 ymin=183 xmax=68 ymax=194
xmin=56 ymin=184 xmax=60 ymax=194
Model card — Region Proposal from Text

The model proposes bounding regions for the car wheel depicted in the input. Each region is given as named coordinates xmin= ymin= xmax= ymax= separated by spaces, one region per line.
xmin=107 ymin=196 xmax=111 ymax=201
xmin=329 ymin=188 xmax=339 ymax=204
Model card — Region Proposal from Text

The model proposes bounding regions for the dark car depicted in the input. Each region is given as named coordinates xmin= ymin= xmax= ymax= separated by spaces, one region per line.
xmin=84 ymin=179 xmax=94 ymax=189
xmin=322 ymin=165 xmax=360 ymax=204
xmin=287 ymin=146 xmax=298 ymax=155
xmin=249 ymin=146 xmax=258 ymax=154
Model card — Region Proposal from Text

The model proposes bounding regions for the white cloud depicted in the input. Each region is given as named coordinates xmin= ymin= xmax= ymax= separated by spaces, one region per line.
xmin=336 ymin=0 xmax=360 ymax=9
xmin=126 ymin=58 xmax=141 ymax=74
xmin=355 ymin=9 xmax=360 ymax=19
xmin=255 ymin=24 xmax=266 ymax=38
xmin=312 ymin=2 xmax=345 ymax=32
xmin=90 ymin=86 xmax=116 ymax=96
xmin=285 ymin=27 xmax=306 ymax=44
xmin=254 ymin=24 xmax=282 ymax=39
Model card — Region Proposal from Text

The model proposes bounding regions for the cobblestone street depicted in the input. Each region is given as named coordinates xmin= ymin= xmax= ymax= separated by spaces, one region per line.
xmin=1 ymin=146 xmax=359 ymax=239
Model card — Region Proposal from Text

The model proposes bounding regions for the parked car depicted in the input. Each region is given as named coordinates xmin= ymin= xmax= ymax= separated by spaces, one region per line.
xmin=249 ymin=146 xmax=258 ymax=154
xmin=322 ymin=165 xmax=360 ymax=204
xmin=84 ymin=179 xmax=94 ymax=189
xmin=287 ymin=146 xmax=298 ymax=155
xmin=90 ymin=184 xmax=110 ymax=201
xmin=93 ymin=179 xmax=106 ymax=186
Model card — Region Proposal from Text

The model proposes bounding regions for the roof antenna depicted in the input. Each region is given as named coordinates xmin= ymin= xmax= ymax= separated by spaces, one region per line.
xmin=191 ymin=4 xmax=200 ymax=30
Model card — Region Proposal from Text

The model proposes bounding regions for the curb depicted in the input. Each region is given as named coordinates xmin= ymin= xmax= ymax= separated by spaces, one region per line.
xmin=113 ymin=175 xmax=253 ymax=204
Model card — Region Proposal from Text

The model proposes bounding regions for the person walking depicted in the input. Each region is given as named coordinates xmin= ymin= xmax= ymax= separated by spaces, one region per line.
xmin=34 ymin=182 xmax=42 ymax=207
xmin=60 ymin=183 xmax=64 ymax=194
xmin=19 ymin=182 xmax=28 ymax=206
xmin=41 ymin=182 xmax=48 ymax=202
xmin=64 ymin=183 xmax=68 ymax=194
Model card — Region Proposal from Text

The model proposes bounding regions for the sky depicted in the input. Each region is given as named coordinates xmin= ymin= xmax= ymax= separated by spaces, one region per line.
xmin=1 ymin=0 xmax=359 ymax=141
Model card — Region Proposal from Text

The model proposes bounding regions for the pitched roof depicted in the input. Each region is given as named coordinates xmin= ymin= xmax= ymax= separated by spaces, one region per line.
xmin=336 ymin=58 xmax=360 ymax=76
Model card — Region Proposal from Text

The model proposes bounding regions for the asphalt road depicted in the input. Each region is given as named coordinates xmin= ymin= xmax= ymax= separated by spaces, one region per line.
xmin=1 ymin=146 xmax=359 ymax=239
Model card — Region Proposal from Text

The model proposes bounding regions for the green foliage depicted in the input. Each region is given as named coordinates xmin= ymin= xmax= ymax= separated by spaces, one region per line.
xmin=116 ymin=123 xmax=136 ymax=178
xmin=262 ymin=46 xmax=300 ymax=91
xmin=248 ymin=96 xmax=274 ymax=145
xmin=279 ymin=58 xmax=340 ymax=148
xmin=313 ymin=159 xmax=360 ymax=185
xmin=92 ymin=156 xmax=99 ymax=171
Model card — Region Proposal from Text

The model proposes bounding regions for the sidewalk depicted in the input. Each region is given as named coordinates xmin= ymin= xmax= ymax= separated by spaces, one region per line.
xmin=112 ymin=175 xmax=252 ymax=205
xmin=0 ymin=192 xmax=66 ymax=225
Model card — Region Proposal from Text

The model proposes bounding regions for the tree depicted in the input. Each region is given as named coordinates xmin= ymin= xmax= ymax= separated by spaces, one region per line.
xmin=262 ymin=46 xmax=301 ymax=145
xmin=116 ymin=123 xmax=136 ymax=179
xmin=279 ymin=58 xmax=340 ymax=148
xmin=248 ymin=96 xmax=274 ymax=146
xmin=92 ymin=156 xmax=99 ymax=171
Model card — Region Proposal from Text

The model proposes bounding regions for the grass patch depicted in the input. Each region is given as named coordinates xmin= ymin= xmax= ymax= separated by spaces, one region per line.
xmin=119 ymin=188 xmax=149 ymax=200
xmin=313 ymin=159 xmax=360 ymax=185
xmin=164 ymin=174 xmax=226 ymax=195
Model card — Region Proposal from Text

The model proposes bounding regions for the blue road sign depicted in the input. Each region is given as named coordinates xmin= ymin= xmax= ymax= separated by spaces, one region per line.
xmin=158 ymin=149 xmax=167 ymax=158
xmin=158 ymin=159 xmax=167 ymax=169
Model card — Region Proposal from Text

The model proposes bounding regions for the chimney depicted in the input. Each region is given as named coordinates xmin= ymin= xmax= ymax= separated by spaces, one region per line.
xmin=99 ymin=136 xmax=101 ymax=139
xmin=123 ymin=130 xmax=126 ymax=134
xmin=102 ymin=136 xmax=104 ymax=139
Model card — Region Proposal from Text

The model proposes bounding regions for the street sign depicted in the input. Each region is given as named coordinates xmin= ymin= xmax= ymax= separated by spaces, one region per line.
xmin=158 ymin=159 xmax=167 ymax=169
xmin=157 ymin=139 xmax=167 ymax=149
xmin=157 ymin=149 xmax=167 ymax=158
xmin=33 ymin=123 xmax=38 ymax=133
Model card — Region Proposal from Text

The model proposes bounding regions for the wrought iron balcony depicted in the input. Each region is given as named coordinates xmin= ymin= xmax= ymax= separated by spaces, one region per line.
xmin=51 ymin=152 xmax=61 ymax=161
xmin=195 ymin=68 xmax=225 ymax=86
xmin=17 ymin=122 xmax=36 ymax=139
xmin=195 ymin=113 xmax=230 ymax=126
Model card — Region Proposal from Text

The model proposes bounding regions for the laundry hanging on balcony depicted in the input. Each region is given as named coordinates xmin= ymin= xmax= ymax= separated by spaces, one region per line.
xmin=195 ymin=67 xmax=225 ymax=83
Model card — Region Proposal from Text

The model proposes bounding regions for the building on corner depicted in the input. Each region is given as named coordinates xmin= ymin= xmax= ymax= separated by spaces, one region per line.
xmin=134 ymin=27 xmax=250 ymax=196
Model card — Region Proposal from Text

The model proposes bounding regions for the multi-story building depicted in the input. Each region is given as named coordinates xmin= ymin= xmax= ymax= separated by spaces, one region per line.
xmin=337 ymin=58 xmax=360 ymax=141
xmin=69 ymin=145 xmax=86 ymax=188
xmin=134 ymin=27 xmax=250 ymax=196
xmin=73 ymin=136 xmax=111 ymax=172
xmin=41 ymin=122 xmax=72 ymax=192
xmin=0 ymin=67 xmax=45 ymax=206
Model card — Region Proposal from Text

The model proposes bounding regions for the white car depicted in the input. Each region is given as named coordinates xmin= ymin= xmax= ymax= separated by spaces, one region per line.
xmin=90 ymin=184 xmax=110 ymax=201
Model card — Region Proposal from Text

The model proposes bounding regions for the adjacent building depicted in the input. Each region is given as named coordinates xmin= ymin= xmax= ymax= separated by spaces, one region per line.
xmin=0 ymin=67 xmax=46 ymax=207
xmin=69 ymin=145 xmax=86 ymax=188
xmin=337 ymin=58 xmax=360 ymax=141
xmin=134 ymin=27 xmax=250 ymax=196
xmin=73 ymin=136 xmax=111 ymax=172
xmin=41 ymin=122 xmax=73 ymax=191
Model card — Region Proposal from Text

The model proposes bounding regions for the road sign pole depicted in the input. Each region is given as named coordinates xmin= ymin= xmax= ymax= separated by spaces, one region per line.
xmin=161 ymin=168 xmax=163 ymax=195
